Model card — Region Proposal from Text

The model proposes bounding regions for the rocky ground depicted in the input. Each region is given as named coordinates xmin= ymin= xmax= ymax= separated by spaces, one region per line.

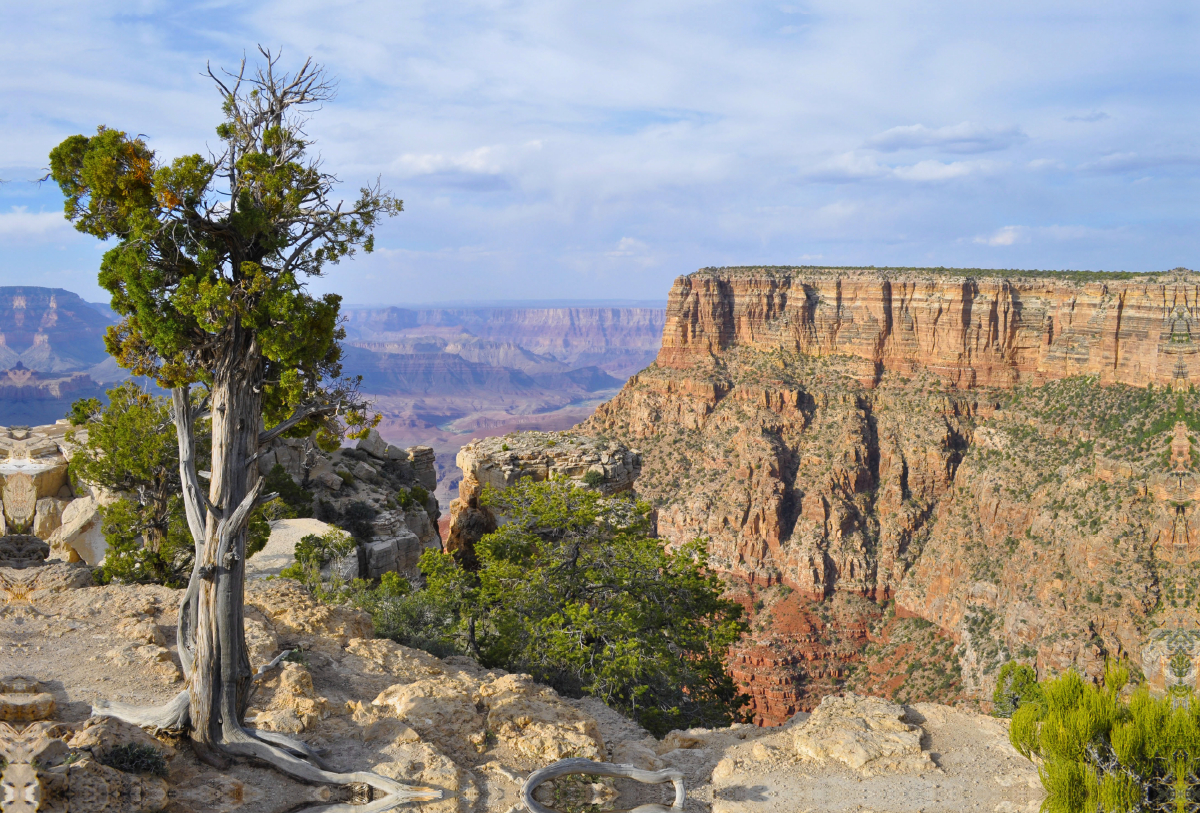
xmin=7 ymin=554 xmax=1043 ymax=812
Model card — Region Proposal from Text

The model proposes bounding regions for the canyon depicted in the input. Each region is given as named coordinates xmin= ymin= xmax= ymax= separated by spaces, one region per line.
xmin=0 ymin=288 xmax=112 ymax=426
xmin=342 ymin=304 xmax=665 ymax=508
xmin=581 ymin=266 xmax=1200 ymax=724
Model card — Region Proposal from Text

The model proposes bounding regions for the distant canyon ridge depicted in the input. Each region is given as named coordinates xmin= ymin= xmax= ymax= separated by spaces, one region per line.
xmin=0 ymin=289 xmax=665 ymax=508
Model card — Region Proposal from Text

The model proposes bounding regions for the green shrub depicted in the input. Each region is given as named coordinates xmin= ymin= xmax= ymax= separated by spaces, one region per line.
xmin=1012 ymin=662 xmax=1200 ymax=812
xmin=294 ymin=529 xmax=356 ymax=568
xmin=581 ymin=470 xmax=604 ymax=488
xmin=414 ymin=479 xmax=749 ymax=736
xmin=992 ymin=661 xmax=1043 ymax=718
xmin=99 ymin=743 xmax=168 ymax=777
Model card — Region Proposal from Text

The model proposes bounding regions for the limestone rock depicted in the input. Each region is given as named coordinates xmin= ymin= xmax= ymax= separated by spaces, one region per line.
xmin=792 ymin=693 xmax=932 ymax=775
xmin=67 ymin=715 xmax=175 ymax=760
xmin=357 ymin=428 xmax=390 ymax=459
xmin=244 ymin=579 xmax=373 ymax=655
xmin=246 ymin=517 xmax=341 ymax=580
xmin=32 ymin=498 xmax=67 ymax=538
xmin=372 ymin=678 xmax=485 ymax=755
xmin=478 ymin=674 xmax=605 ymax=761
xmin=256 ymin=662 xmax=331 ymax=733
xmin=55 ymin=495 xmax=105 ymax=565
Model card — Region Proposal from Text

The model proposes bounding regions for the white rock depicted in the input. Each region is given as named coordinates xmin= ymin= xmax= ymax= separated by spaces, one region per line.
xmin=792 ymin=693 xmax=933 ymax=775
xmin=357 ymin=429 xmax=390 ymax=459
xmin=56 ymin=496 xmax=106 ymax=565
xmin=246 ymin=517 xmax=341 ymax=579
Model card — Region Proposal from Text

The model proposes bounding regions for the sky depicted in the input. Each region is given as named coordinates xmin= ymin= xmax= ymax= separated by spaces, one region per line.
xmin=2 ymin=1 xmax=1199 ymax=305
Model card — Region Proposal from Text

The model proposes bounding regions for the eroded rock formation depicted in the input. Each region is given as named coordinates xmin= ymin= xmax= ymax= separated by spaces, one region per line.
xmin=583 ymin=266 xmax=1200 ymax=723
xmin=445 ymin=431 xmax=641 ymax=561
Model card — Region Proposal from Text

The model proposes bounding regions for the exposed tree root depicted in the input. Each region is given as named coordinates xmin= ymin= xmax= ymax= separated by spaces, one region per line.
xmin=521 ymin=758 xmax=685 ymax=813
xmin=93 ymin=690 xmax=190 ymax=731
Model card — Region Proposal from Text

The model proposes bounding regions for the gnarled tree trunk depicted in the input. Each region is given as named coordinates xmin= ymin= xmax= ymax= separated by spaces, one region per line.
xmin=95 ymin=325 xmax=440 ymax=804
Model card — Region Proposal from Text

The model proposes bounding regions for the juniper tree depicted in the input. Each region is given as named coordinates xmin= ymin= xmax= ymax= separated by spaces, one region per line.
xmin=48 ymin=49 xmax=433 ymax=801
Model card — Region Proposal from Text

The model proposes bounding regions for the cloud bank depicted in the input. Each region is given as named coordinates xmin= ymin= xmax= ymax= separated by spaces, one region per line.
xmin=2 ymin=1 xmax=1199 ymax=303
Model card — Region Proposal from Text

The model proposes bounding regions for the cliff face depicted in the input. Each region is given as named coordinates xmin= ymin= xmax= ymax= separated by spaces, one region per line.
xmin=584 ymin=267 xmax=1200 ymax=724
xmin=343 ymin=306 xmax=665 ymax=376
xmin=657 ymin=268 xmax=1199 ymax=388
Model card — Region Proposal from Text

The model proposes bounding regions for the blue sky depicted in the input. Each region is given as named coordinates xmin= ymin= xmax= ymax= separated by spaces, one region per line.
xmin=3 ymin=1 xmax=1199 ymax=305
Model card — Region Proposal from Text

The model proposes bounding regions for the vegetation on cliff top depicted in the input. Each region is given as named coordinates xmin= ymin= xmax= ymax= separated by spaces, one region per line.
xmin=695 ymin=265 xmax=1166 ymax=283
xmin=289 ymin=479 xmax=750 ymax=737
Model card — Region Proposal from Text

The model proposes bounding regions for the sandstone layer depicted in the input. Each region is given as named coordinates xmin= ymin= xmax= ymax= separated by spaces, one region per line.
xmin=445 ymin=431 xmax=641 ymax=560
xmin=583 ymin=266 xmax=1200 ymax=724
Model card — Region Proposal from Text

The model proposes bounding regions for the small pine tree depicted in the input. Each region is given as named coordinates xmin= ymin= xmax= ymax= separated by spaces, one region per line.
xmin=1011 ymin=662 xmax=1200 ymax=812
xmin=993 ymin=661 xmax=1043 ymax=718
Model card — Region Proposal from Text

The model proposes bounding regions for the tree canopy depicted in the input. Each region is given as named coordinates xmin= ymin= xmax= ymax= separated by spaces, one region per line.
xmin=409 ymin=479 xmax=749 ymax=736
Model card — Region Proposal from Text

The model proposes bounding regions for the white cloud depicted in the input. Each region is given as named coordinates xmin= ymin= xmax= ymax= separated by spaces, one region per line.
xmin=972 ymin=224 xmax=1107 ymax=247
xmin=393 ymin=146 xmax=505 ymax=176
xmin=867 ymin=122 xmax=1026 ymax=154
xmin=892 ymin=159 xmax=992 ymax=182
xmin=808 ymin=155 xmax=992 ymax=183
xmin=606 ymin=237 xmax=649 ymax=257
xmin=0 ymin=207 xmax=71 ymax=238
xmin=974 ymin=226 xmax=1026 ymax=246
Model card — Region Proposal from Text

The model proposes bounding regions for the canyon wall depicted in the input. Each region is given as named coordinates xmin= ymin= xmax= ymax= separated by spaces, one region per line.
xmin=584 ymin=267 xmax=1200 ymax=724
xmin=657 ymin=267 xmax=1199 ymax=387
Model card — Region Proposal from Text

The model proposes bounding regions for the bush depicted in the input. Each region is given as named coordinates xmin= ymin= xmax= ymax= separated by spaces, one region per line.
xmin=992 ymin=661 xmax=1043 ymax=718
xmin=415 ymin=479 xmax=749 ymax=736
xmin=342 ymin=500 xmax=377 ymax=539
xmin=99 ymin=743 xmax=168 ymax=777
xmin=293 ymin=529 xmax=356 ymax=568
xmin=581 ymin=470 xmax=604 ymax=488
xmin=1011 ymin=662 xmax=1200 ymax=812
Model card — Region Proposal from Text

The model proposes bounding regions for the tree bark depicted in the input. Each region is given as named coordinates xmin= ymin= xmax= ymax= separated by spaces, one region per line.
xmin=98 ymin=326 xmax=440 ymax=801
xmin=187 ymin=324 xmax=261 ymax=754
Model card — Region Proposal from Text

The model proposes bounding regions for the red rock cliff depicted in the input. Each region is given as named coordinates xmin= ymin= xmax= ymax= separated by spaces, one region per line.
xmin=585 ymin=267 xmax=1200 ymax=725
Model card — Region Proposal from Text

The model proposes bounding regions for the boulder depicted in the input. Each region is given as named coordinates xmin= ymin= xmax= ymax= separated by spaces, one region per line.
xmin=478 ymin=673 xmax=605 ymax=761
xmin=32 ymin=497 xmax=67 ymax=539
xmin=245 ymin=517 xmax=340 ymax=579
xmin=55 ymin=496 xmax=106 ymax=565
xmin=363 ymin=538 xmax=399 ymax=579
xmin=372 ymin=678 xmax=486 ymax=755
xmin=792 ymin=693 xmax=933 ymax=775
xmin=357 ymin=428 xmax=391 ymax=459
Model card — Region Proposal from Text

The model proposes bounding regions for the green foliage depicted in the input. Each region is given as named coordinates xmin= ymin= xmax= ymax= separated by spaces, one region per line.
xmin=70 ymin=383 xmax=199 ymax=586
xmin=98 ymin=743 xmax=168 ymax=777
xmin=992 ymin=661 xmax=1044 ymax=718
xmin=396 ymin=485 xmax=430 ymax=513
xmin=263 ymin=463 xmax=314 ymax=519
xmin=293 ymin=530 xmax=356 ymax=568
xmin=414 ymin=480 xmax=749 ymax=736
xmin=1012 ymin=663 xmax=1200 ymax=812
xmin=48 ymin=53 xmax=395 ymax=445
xmin=581 ymin=470 xmax=605 ymax=488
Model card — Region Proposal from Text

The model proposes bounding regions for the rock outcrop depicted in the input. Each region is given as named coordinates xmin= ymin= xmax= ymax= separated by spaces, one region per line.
xmin=11 ymin=567 xmax=1044 ymax=813
xmin=445 ymin=431 xmax=641 ymax=561
xmin=583 ymin=266 xmax=1200 ymax=723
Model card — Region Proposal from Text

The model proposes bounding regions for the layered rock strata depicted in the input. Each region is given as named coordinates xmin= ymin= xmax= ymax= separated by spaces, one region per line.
xmin=583 ymin=266 xmax=1200 ymax=723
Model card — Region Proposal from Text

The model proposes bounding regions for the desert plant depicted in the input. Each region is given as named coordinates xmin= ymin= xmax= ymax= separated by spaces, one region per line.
xmin=99 ymin=743 xmax=168 ymax=777
xmin=993 ymin=661 xmax=1044 ymax=718
xmin=415 ymin=479 xmax=749 ymax=736
xmin=1011 ymin=662 xmax=1200 ymax=812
